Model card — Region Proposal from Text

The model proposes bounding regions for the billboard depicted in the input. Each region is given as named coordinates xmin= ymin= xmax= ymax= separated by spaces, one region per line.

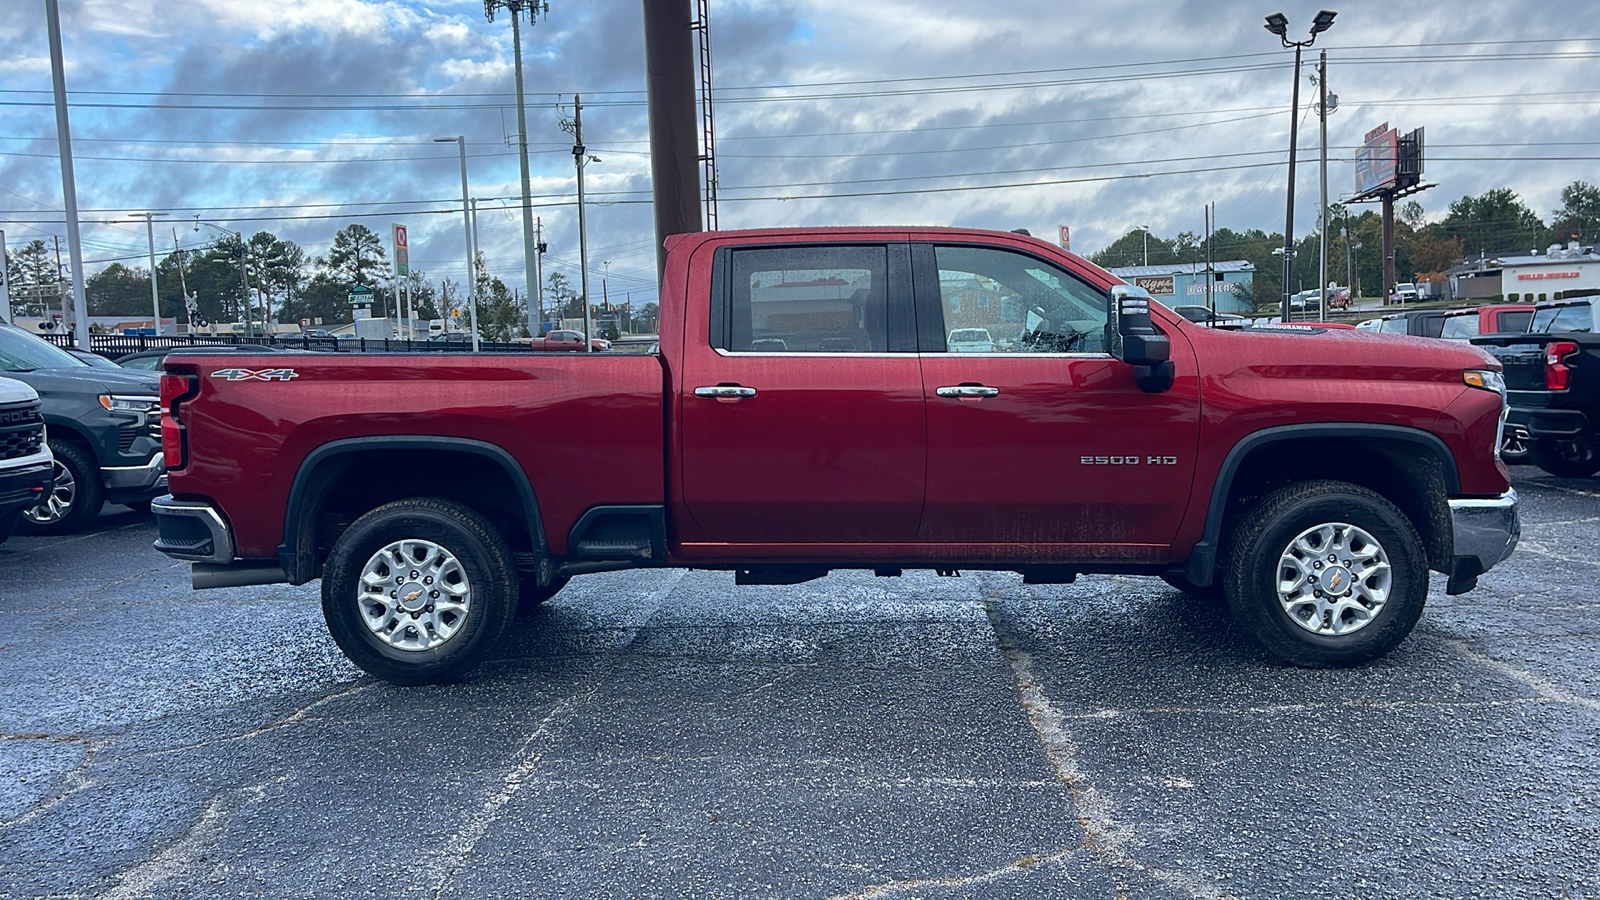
xmin=1058 ymin=226 xmax=1071 ymax=251
xmin=1355 ymin=123 xmax=1398 ymax=197
xmin=392 ymin=224 xmax=410 ymax=277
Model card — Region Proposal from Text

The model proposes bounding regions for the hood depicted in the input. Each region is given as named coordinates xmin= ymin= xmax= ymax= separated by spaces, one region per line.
xmin=1183 ymin=321 xmax=1502 ymax=373
xmin=0 ymin=376 xmax=40 ymax=405
xmin=10 ymin=366 xmax=163 ymax=398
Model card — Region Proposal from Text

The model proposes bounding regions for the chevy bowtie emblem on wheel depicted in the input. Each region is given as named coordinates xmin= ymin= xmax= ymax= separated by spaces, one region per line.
xmin=212 ymin=368 xmax=300 ymax=382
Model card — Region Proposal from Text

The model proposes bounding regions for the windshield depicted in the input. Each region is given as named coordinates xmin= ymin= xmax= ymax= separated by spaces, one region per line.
xmin=949 ymin=329 xmax=990 ymax=342
xmin=0 ymin=325 xmax=87 ymax=371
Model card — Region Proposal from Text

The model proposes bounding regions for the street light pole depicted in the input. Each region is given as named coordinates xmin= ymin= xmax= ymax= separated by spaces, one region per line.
xmin=435 ymin=135 xmax=479 ymax=351
xmin=1139 ymin=225 xmax=1150 ymax=267
xmin=140 ymin=212 xmax=168 ymax=335
xmin=1264 ymin=10 xmax=1337 ymax=322
xmin=195 ymin=220 xmax=251 ymax=338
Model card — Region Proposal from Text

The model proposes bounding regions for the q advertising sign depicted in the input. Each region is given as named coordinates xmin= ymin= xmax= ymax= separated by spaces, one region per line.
xmin=392 ymin=224 xmax=409 ymax=277
xmin=1133 ymin=275 xmax=1175 ymax=296
xmin=1355 ymin=124 xmax=1398 ymax=197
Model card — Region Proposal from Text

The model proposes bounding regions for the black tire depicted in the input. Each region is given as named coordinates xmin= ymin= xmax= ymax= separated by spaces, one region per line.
xmin=18 ymin=439 xmax=105 ymax=536
xmin=1222 ymin=479 xmax=1428 ymax=668
xmin=518 ymin=575 xmax=569 ymax=611
xmin=321 ymin=499 xmax=517 ymax=685
xmin=1527 ymin=439 xmax=1600 ymax=478
xmin=1158 ymin=572 xmax=1225 ymax=603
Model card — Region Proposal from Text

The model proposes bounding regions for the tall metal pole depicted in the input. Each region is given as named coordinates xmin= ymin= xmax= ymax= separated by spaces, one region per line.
xmin=437 ymin=136 xmax=478 ymax=351
xmin=573 ymin=94 xmax=594 ymax=352
xmin=642 ymin=0 xmax=704 ymax=282
xmin=510 ymin=12 xmax=539 ymax=333
xmin=0 ymin=230 xmax=10 ymax=324
xmin=534 ymin=217 xmax=544 ymax=335
xmin=45 ymin=0 xmax=89 ymax=348
xmin=1318 ymin=49 xmax=1330 ymax=320
xmin=1280 ymin=41 xmax=1304 ymax=323
xmin=468 ymin=198 xmax=481 ymax=345
xmin=142 ymin=213 xmax=164 ymax=335
xmin=237 ymin=230 xmax=252 ymax=339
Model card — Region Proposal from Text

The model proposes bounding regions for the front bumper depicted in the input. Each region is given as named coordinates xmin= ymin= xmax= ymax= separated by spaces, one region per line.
xmin=0 ymin=460 xmax=54 ymax=515
xmin=103 ymin=453 xmax=167 ymax=501
xmin=1446 ymin=489 xmax=1520 ymax=595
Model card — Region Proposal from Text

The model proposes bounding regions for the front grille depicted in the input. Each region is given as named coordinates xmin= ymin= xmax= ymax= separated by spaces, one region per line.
xmin=0 ymin=401 xmax=45 ymax=461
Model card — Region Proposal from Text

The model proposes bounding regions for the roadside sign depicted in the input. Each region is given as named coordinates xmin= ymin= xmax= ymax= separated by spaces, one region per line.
xmin=348 ymin=284 xmax=374 ymax=307
xmin=393 ymin=224 xmax=409 ymax=277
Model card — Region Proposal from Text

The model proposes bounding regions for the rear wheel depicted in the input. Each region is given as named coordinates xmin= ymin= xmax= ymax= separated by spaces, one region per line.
xmin=1499 ymin=429 xmax=1529 ymax=465
xmin=18 ymin=440 xmax=105 ymax=535
xmin=1527 ymin=439 xmax=1600 ymax=478
xmin=1223 ymin=480 xmax=1427 ymax=667
xmin=321 ymin=499 xmax=517 ymax=685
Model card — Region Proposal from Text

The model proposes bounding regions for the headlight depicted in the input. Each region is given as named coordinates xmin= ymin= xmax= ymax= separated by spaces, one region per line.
xmin=99 ymin=394 xmax=160 ymax=413
xmin=1462 ymin=370 xmax=1505 ymax=395
xmin=1463 ymin=370 xmax=1508 ymax=460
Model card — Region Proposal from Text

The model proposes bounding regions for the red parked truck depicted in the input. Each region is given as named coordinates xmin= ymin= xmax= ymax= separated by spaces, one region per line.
xmin=527 ymin=329 xmax=610 ymax=352
xmin=152 ymin=227 xmax=1520 ymax=684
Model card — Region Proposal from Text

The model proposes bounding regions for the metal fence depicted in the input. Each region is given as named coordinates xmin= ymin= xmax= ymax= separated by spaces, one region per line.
xmin=41 ymin=333 xmax=541 ymax=357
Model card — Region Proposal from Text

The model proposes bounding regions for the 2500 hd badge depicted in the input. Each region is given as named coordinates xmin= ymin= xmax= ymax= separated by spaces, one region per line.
xmin=1081 ymin=455 xmax=1179 ymax=465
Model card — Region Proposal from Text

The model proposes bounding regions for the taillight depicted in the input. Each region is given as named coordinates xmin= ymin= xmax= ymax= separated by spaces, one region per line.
xmin=160 ymin=373 xmax=197 ymax=470
xmin=1545 ymin=341 xmax=1579 ymax=390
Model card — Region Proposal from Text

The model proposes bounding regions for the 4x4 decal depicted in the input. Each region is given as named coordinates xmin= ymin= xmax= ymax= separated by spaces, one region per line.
xmin=211 ymin=368 xmax=300 ymax=382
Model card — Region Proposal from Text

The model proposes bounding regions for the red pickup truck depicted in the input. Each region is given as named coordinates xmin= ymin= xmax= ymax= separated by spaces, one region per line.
xmin=152 ymin=227 xmax=1520 ymax=684
xmin=527 ymin=329 xmax=610 ymax=352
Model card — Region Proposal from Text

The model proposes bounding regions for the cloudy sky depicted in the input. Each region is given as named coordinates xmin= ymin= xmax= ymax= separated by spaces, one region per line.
xmin=3 ymin=0 xmax=1599 ymax=305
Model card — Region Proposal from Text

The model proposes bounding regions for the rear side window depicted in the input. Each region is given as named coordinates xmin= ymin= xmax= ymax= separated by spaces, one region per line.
xmin=1439 ymin=315 xmax=1479 ymax=340
xmin=1533 ymin=303 xmax=1594 ymax=333
xmin=726 ymin=246 xmax=889 ymax=352
xmin=1379 ymin=317 xmax=1409 ymax=334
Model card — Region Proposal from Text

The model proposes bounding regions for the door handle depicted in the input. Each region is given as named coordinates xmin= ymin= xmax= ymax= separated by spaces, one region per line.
xmin=935 ymin=385 xmax=999 ymax=399
xmin=694 ymin=385 xmax=757 ymax=399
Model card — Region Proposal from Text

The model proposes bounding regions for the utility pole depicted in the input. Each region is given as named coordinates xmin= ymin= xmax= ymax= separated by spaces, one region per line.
xmin=567 ymin=94 xmax=595 ymax=352
xmin=45 ymin=0 xmax=89 ymax=348
xmin=484 ymin=0 xmax=546 ymax=330
xmin=534 ymin=217 xmax=545 ymax=335
xmin=642 ymin=0 xmax=703 ymax=282
xmin=0 ymin=230 xmax=9 ymax=324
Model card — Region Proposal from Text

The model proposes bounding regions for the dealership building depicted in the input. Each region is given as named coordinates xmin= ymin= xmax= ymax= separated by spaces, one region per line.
xmin=1104 ymin=261 xmax=1257 ymax=313
xmin=1445 ymin=242 xmax=1600 ymax=302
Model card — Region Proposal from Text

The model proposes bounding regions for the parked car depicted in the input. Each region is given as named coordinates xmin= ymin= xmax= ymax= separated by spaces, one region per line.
xmin=1354 ymin=308 xmax=1462 ymax=338
xmin=528 ymin=329 xmax=610 ymax=352
xmin=116 ymin=343 xmax=280 ymax=371
xmin=1438 ymin=304 xmax=1535 ymax=341
xmin=66 ymin=348 xmax=121 ymax=368
xmin=946 ymin=328 xmax=995 ymax=352
xmin=0 ymin=377 xmax=54 ymax=544
xmin=1473 ymin=296 xmax=1600 ymax=477
xmin=0 ymin=324 xmax=165 ymax=531
xmin=1172 ymin=306 xmax=1249 ymax=328
xmin=1391 ymin=283 xmax=1421 ymax=304
xmin=153 ymin=226 xmax=1516 ymax=684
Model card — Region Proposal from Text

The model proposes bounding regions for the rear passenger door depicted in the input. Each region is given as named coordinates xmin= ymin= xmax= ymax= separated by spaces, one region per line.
xmin=676 ymin=240 xmax=927 ymax=546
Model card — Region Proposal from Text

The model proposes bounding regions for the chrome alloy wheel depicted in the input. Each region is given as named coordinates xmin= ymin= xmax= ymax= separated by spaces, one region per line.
xmin=24 ymin=458 xmax=75 ymax=524
xmin=357 ymin=539 xmax=472 ymax=651
xmin=1276 ymin=522 xmax=1392 ymax=636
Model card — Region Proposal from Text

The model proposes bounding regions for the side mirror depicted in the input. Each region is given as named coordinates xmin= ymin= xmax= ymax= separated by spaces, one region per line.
xmin=1108 ymin=285 xmax=1175 ymax=393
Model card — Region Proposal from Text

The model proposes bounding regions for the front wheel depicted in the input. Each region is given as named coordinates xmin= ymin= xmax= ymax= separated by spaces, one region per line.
xmin=1499 ymin=429 xmax=1530 ymax=465
xmin=1527 ymin=439 xmax=1600 ymax=478
xmin=1222 ymin=480 xmax=1427 ymax=667
xmin=18 ymin=439 xmax=105 ymax=535
xmin=321 ymin=499 xmax=517 ymax=685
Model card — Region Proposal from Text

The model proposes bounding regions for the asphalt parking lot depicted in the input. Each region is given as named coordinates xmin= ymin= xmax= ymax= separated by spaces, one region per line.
xmin=2 ymin=468 xmax=1597 ymax=899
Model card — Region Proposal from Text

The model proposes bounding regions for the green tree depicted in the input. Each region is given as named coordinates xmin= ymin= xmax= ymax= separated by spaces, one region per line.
xmin=6 ymin=239 xmax=63 ymax=318
xmin=476 ymin=275 xmax=525 ymax=342
xmin=243 ymin=232 xmax=306 ymax=326
xmin=1442 ymin=188 xmax=1545 ymax=256
xmin=277 ymin=273 xmax=352 ymax=327
xmin=85 ymin=263 xmax=152 ymax=316
xmin=1551 ymin=180 xmax=1600 ymax=243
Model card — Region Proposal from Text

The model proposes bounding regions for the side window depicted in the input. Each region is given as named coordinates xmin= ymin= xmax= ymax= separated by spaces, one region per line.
xmin=931 ymin=245 xmax=1108 ymax=353
xmin=1379 ymin=317 xmax=1409 ymax=334
xmin=1550 ymin=304 xmax=1594 ymax=333
xmin=727 ymin=246 xmax=888 ymax=352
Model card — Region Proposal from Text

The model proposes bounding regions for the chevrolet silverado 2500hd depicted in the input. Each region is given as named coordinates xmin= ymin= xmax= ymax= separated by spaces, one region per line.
xmin=151 ymin=228 xmax=1520 ymax=683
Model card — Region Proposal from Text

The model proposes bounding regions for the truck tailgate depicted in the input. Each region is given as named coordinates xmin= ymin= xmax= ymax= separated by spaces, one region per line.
xmin=1472 ymin=334 xmax=1551 ymax=392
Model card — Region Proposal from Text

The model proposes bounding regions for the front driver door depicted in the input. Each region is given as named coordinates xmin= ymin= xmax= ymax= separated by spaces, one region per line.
xmin=913 ymin=241 xmax=1200 ymax=553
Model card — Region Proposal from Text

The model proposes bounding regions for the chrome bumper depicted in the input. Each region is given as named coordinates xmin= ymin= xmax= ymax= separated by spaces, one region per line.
xmin=1446 ymin=489 xmax=1520 ymax=594
xmin=151 ymin=494 xmax=234 ymax=562
xmin=103 ymin=454 xmax=166 ymax=492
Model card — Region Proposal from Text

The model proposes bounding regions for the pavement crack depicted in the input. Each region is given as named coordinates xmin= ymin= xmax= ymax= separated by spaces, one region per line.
xmin=0 ymin=732 xmax=102 ymax=831
xmin=828 ymin=847 xmax=1086 ymax=899
xmin=127 ymin=680 xmax=375 ymax=760
xmin=428 ymin=678 xmax=605 ymax=900
xmin=95 ymin=773 xmax=291 ymax=900
xmin=1447 ymin=640 xmax=1600 ymax=710
xmin=982 ymin=595 xmax=1226 ymax=900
